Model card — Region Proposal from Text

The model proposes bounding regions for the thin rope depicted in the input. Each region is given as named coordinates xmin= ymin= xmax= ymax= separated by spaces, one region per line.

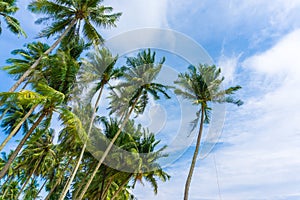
xmin=213 ymin=153 xmax=222 ymax=200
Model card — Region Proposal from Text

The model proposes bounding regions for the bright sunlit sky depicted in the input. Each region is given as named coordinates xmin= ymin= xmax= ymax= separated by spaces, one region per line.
xmin=1 ymin=0 xmax=300 ymax=199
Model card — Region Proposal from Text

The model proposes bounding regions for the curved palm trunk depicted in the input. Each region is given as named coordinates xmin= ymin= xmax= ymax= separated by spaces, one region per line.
xmin=1 ymin=176 xmax=13 ymax=198
xmin=36 ymin=179 xmax=47 ymax=199
xmin=72 ymin=163 xmax=97 ymax=199
xmin=16 ymin=155 xmax=43 ymax=200
xmin=184 ymin=105 xmax=205 ymax=200
xmin=0 ymin=107 xmax=9 ymax=121
xmin=101 ymin=176 xmax=114 ymax=200
xmin=0 ymin=111 xmax=46 ymax=179
xmin=98 ymin=167 xmax=107 ymax=200
xmin=46 ymin=157 xmax=73 ymax=200
xmin=8 ymin=18 xmax=77 ymax=93
xmin=110 ymin=174 xmax=131 ymax=200
xmin=59 ymin=84 xmax=105 ymax=200
xmin=78 ymin=96 xmax=140 ymax=200
xmin=44 ymin=181 xmax=59 ymax=200
xmin=0 ymin=104 xmax=38 ymax=151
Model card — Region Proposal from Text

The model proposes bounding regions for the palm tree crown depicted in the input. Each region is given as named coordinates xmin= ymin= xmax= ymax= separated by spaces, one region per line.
xmin=0 ymin=0 xmax=26 ymax=37
xmin=28 ymin=0 xmax=122 ymax=45
xmin=175 ymin=64 xmax=243 ymax=200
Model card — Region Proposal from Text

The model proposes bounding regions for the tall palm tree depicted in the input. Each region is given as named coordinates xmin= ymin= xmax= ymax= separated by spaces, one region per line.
xmin=9 ymin=0 xmax=121 ymax=92
xmin=0 ymin=0 xmax=26 ymax=37
xmin=0 ymin=151 xmax=17 ymax=188
xmin=58 ymin=47 xmax=120 ymax=200
xmin=14 ymin=128 xmax=56 ymax=199
xmin=74 ymin=117 xmax=169 ymax=200
xmin=3 ymin=42 xmax=50 ymax=90
xmin=0 ymin=45 xmax=84 ymax=178
xmin=0 ymin=42 xmax=49 ymax=132
xmin=110 ymin=126 xmax=170 ymax=200
xmin=0 ymin=90 xmax=44 ymax=151
xmin=0 ymin=84 xmax=63 ymax=179
xmin=0 ymin=180 xmax=19 ymax=199
xmin=174 ymin=64 xmax=243 ymax=200
xmin=23 ymin=179 xmax=39 ymax=200
xmin=77 ymin=49 xmax=171 ymax=199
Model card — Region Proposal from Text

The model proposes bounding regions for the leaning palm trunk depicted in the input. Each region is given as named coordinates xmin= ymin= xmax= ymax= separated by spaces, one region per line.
xmin=77 ymin=96 xmax=140 ymax=200
xmin=101 ymin=176 xmax=115 ymax=200
xmin=0 ymin=104 xmax=38 ymax=151
xmin=59 ymin=84 xmax=105 ymax=200
xmin=15 ymin=155 xmax=43 ymax=200
xmin=184 ymin=105 xmax=205 ymax=200
xmin=0 ymin=111 xmax=46 ymax=179
xmin=8 ymin=18 xmax=77 ymax=93
xmin=35 ymin=179 xmax=47 ymax=199
xmin=110 ymin=174 xmax=132 ymax=200
xmin=44 ymin=180 xmax=59 ymax=200
xmin=0 ymin=107 xmax=9 ymax=121
xmin=1 ymin=176 xmax=13 ymax=198
xmin=72 ymin=163 xmax=97 ymax=199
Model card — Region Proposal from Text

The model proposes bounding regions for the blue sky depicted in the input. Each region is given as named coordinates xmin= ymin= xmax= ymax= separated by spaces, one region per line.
xmin=1 ymin=0 xmax=300 ymax=199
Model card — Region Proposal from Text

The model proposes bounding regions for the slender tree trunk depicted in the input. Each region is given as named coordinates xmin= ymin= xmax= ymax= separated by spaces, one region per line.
xmin=56 ymin=156 xmax=74 ymax=198
xmin=2 ymin=186 xmax=8 ymax=198
xmin=0 ymin=107 xmax=9 ymax=121
xmin=0 ymin=104 xmax=38 ymax=151
xmin=59 ymin=84 xmax=105 ymax=200
xmin=183 ymin=105 xmax=205 ymax=200
xmin=44 ymin=180 xmax=59 ymax=200
xmin=21 ymin=79 xmax=30 ymax=90
xmin=118 ymin=110 xmax=127 ymax=125
xmin=0 ymin=111 xmax=46 ymax=179
xmin=99 ymin=167 xmax=107 ymax=200
xmin=8 ymin=18 xmax=77 ymax=93
xmin=78 ymin=96 xmax=140 ymax=200
xmin=15 ymin=155 xmax=44 ymax=200
xmin=1 ymin=176 xmax=12 ymax=198
xmin=72 ymin=163 xmax=97 ymax=199
xmin=101 ymin=176 xmax=114 ymax=200
xmin=46 ymin=156 xmax=73 ymax=200
xmin=111 ymin=174 xmax=131 ymax=200
xmin=36 ymin=179 xmax=47 ymax=199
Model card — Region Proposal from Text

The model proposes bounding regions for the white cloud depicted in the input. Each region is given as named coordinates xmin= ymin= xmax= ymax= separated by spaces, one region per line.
xmin=133 ymin=29 xmax=300 ymax=200
xmin=217 ymin=54 xmax=241 ymax=85
xmin=102 ymin=0 xmax=169 ymax=37
xmin=243 ymin=29 xmax=300 ymax=75
xmin=167 ymin=0 xmax=300 ymax=51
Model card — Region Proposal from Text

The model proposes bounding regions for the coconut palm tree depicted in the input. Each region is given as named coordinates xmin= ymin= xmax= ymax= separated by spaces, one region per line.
xmin=0 ymin=180 xmax=19 ymax=199
xmin=110 ymin=127 xmax=170 ymax=200
xmin=3 ymin=42 xmax=50 ymax=85
xmin=0 ymin=90 xmax=43 ymax=151
xmin=72 ymin=117 xmax=167 ymax=200
xmin=58 ymin=47 xmax=121 ymax=199
xmin=0 ymin=151 xmax=18 ymax=191
xmin=0 ymin=0 xmax=26 ymax=37
xmin=14 ymin=128 xmax=56 ymax=199
xmin=23 ymin=179 xmax=40 ymax=200
xmin=77 ymin=49 xmax=171 ymax=199
xmin=0 ymin=84 xmax=64 ymax=179
xmin=174 ymin=64 xmax=243 ymax=200
xmin=9 ymin=0 xmax=121 ymax=92
xmin=0 ymin=46 xmax=84 ymax=179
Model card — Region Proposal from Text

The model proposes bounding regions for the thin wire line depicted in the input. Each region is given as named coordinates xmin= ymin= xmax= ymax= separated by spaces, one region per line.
xmin=213 ymin=153 xmax=222 ymax=200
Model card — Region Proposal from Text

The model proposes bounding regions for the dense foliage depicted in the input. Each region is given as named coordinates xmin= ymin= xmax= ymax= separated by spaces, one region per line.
xmin=0 ymin=1 xmax=242 ymax=200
